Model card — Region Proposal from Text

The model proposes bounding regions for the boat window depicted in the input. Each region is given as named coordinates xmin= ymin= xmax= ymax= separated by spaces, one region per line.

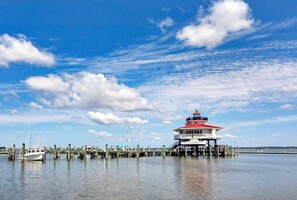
xmin=29 ymin=150 xmax=31 ymax=153
xmin=32 ymin=150 xmax=35 ymax=153
xmin=41 ymin=150 xmax=44 ymax=152
xmin=37 ymin=150 xmax=40 ymax=152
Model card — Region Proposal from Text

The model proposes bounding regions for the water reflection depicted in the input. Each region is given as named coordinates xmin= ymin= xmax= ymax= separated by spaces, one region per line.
xmin=0 ymin=155 xmax=296 ymax=200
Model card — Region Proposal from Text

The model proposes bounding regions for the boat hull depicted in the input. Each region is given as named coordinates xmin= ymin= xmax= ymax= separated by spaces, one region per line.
xmin=19 ymin=153 xmax=46 ymax=161
xmin=24 ymin=154 xmax=46 ymax=161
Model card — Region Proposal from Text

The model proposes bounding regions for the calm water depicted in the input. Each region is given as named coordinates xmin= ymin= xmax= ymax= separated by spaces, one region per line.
xmin=0 ymin=155 xmax=296 ymax=200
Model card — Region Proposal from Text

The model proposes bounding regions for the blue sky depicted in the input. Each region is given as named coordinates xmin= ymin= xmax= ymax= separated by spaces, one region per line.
xmin=1 ymin=0 xmax=297 ymax=148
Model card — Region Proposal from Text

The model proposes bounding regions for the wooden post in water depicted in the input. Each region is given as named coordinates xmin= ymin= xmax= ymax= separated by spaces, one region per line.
xmin=193 ymin=146 xmax=197 ymax=157
xmin=184 ymin=146 xmax=187 ymax=157
xmin=116 ymin=145 xmax=120 ymax=158
xmin=136 ymin=145 xmax=140 ymax=159
xmin=203 ymin=146 xmax=206 ymax=157
xmin=162 ymin=145 xmax=166 ymax=158
xmin=12 ymin=144 xmax=16 ymax=160
xmin=215 ymin=146 xmax=219 ymax=157
xmin=105 ymin=144 xmax=108 ymax=160
xmin=67 ymin=144 xmax=71 ymax=161
xmin=20 ymin=143 xmax=25 ymax=161
xmin=53 ymin=145 xmax=57 ymax=160
xmin=237 ymin=146 xmax=239 ymax=156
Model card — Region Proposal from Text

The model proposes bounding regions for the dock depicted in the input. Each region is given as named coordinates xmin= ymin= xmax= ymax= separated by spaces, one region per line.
xmin=4 ymin=143 xmax=239 ymax=161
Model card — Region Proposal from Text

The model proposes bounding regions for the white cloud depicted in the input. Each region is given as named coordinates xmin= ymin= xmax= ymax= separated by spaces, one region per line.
xmin=0 ymin=112 xmax=79 ymax=124
xmin=0 ymin=34 xmax=55 ymax=67
xmin=176 ymin=0 xmax=254 ymax=48
xmin=280 ymin=104 xmax=295 ymax=110
xmin=10 ymin=109 xmax=17 ymax=114
xmin=163 ymin=120 xmax=172 ymax=124
xmin=157 ymin=17 xmax=174 ymax=33
xmin=29 ymin=102 xmax=43 ymax=109
xmin=126 ymin=117 xmax=149 ymax=125
xmin=139 ymin=62 xmax=297 ymax=114
xmin=271 ymin=133 xmax=286 ymax=137
xmin=224 ymin=133 xmax=237 ymax=139
xmin=25 ymin=75 xmax=69 ymax=93
xmin=87 ymin=111 xmax=148 ymax=125
xmin=225 ymin=115 xmax=297 ymax=130
xmin=24 ymin=72 xmax=152 ymax=111
xmin=88 ymin=130 xmax=112 ymax=138
xmin=282 ymin=84 xmax=297 ymax=92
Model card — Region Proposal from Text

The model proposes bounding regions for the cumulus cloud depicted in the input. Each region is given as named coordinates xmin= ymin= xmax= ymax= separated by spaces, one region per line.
xmin=0 ymin=34 xmax=55 ymax=67
xmin=24 ymin=72 xmax=152 ymax=111
xmin=25 ymin=75 xmax=69 ymax=93
xmin=176 ymin=0 xmax=254 ymax=49
xmin=88 ymin=129 xmax=112 ymax=137
xmin=157 ymin=17 xmax=174 ymax=33
xmin=87 ymin=111 xmax=149 ymax=125
xmin=280 ymin=104 xmax=295 ymax=110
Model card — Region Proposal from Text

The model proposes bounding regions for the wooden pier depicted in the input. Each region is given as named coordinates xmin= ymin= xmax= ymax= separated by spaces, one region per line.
xmin=5 ymin=143 xmax=239 ymax=161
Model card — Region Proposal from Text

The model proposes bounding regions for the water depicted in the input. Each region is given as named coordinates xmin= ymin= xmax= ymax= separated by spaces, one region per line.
xmin=0 ymin=155 xmax=296 ymax=200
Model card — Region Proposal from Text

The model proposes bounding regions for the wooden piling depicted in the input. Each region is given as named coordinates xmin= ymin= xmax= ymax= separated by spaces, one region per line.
xmin=53 ymin=145 xmax=58 ymax=160
xmin=20 ymin=143 xmax=25 ymax=161
xmin=193 ymin=146 xmax=196 ymax=157
xmin=184 ymin=146 xmax=187 ymax=157
xmin=162 ymin=145 xmax=166 ymax=158
xmin=105 ymin=144 xmax=108 ymax=160
xmin=7 ymin=144 xmax=16 ymax=161
xmin=116 ymin=145 xmax=120 ymax=158
xmin=136 ymin=145 xmax=140 ymax=159
xmin=203 ymin=146 xmax=206 ymax=157
xmin=67 ymin=144 xmax=71 ymax=161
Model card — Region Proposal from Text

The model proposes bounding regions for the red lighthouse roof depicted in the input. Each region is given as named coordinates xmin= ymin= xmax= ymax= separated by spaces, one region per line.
xmin=174 ymin=110 xmax=223 ymax=131
xmin=180 ymin=123 xmax=222 ymax=129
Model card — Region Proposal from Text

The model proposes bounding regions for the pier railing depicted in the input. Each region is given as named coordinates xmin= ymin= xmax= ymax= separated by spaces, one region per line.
xmin=174 ymin=134 xmax=223 ymax=140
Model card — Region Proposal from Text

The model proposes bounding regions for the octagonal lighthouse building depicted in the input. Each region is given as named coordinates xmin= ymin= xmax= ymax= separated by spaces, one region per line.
xmin=173 ymin=110 xmax=223 ymax=154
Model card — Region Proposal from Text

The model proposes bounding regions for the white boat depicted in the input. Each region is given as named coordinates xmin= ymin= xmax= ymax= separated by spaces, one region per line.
xmin=19 ymin=146 xmax=46 ymax=161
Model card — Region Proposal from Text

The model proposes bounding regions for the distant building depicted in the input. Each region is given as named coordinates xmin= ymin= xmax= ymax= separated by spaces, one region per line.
xmin=173 ymin=110 xmax=223 ymax=150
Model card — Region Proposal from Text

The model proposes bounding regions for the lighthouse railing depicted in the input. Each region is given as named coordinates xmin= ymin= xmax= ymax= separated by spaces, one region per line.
xmin=175 ymin=134 xmax=223 ymax=140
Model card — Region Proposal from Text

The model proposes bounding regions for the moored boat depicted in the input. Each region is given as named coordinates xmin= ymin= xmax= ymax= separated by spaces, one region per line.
xmin=19 ymin=146 xmax=46 ymax=161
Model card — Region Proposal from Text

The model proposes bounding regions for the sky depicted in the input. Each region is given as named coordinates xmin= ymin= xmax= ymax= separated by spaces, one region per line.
xmin=1 ymin=0 xmax=297 ymax=148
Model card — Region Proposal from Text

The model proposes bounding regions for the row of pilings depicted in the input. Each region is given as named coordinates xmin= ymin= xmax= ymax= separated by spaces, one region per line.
xmin=5 ymin=143 xmax=239 ymax=161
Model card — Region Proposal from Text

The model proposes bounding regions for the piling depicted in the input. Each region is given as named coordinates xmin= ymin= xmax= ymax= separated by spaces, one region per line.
xmin=105 ymin=144 xmax=108 ymax=160
xmin=136 ymin=145 xmax=140 ymax=159
xmin=67 ymin=144 xmax=71 ymax=161
xmin=203 ymin=146 xmax=206 ymax=157
xmin=116 ymin=145 xmax=120 ymax=158
xmin=237 ymin=146 xmax=239 ymax=156
xmin=193 ymin=146 xmax=197 ymax=157
xmin=162 ymin=145 xmax=166 ymax=158
xmin=215 ymin=146 xmax=219 ymax=157
xmin=53 ymin=145 xmax=58 ymax=160
xmin=184 ymin=146 xmax=187 ymax=157
xmin=20 ymin=143 xmax=25 ymax=161
xmin=7 ymin=144 xmax=16 ymax=161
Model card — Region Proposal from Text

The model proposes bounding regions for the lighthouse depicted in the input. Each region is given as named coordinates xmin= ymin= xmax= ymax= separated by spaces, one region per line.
xmin=173 ymin=110 xmax=223 ymax=156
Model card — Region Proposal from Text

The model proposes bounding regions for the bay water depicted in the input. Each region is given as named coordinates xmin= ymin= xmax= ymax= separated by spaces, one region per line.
xmin=0 ymin=155 xmax=296 ymax=200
